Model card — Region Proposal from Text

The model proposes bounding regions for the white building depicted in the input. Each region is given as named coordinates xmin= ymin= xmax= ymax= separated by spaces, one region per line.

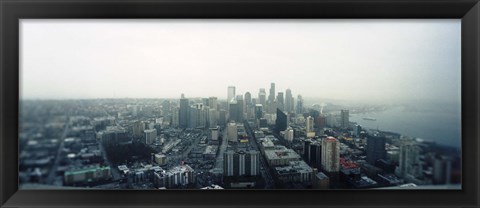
xmin=144 ymin=129 xmax=157 ymax=144
xmin=227 ymin=122 xmax=238 ymax=142
xmin=321 ymin=137 xmax=340 ymax=172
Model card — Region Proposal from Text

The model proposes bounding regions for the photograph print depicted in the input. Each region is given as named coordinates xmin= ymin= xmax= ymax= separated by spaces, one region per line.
xmin=19 ymin=19 xmax=461 ymax=190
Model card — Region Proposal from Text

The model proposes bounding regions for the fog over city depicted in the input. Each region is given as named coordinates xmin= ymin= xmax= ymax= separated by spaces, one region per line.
xmin=21 ymin=19 xmax=460 ymax=104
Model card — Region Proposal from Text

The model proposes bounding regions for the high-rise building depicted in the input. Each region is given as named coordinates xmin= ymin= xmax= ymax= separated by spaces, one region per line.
xmin=236 ymin=95 xmax=244 ymax=121
xmin=276 ymin=92 xmax=284 ymax=111
xmin=171 ymin=107 xmax=179 ymax=127
xmin=433 ymin=155 xmax=452 ymax=184
xmin=210 ymin=127 xmax=219 ymax=141
xmin=296 ymin=95 xmax=304 ymax=114
xmin=162 ymin=100 xmax=171 ymax=117
xmin=258 ymin=88 xmax=267 ymax=107
xmin=228 ymin=86 xmax=236 ymax=103
xmin=179 ymin=94 xmax=189 ymax=128
xmin=321 ymin=137 xmax=340 ymax=173
xmin=340 ymin=109 xmax=349 ymax=129
xmin=286 ymin=127 xmax=294 ymax=142
xmin=218 ymin=110 xmax=227 ymax=126
xmin=244 ymin=92 xmax=252 ymax=106
xmin=366 ymin=132 xmax=387 ymax=165
xmin=306 ymin=116 xmax=314 ymax=134
xmin=144 ymin=129 xmax=157 ymax=144
xmin=285 ymin=89 xmax=293 ymax=113
xmin=395 ymin=140 xmax=423 ymax=179
xmin=255 ymin=104 xmax=263 ymax=120
xmin=228 ymin=101 xmax=238 ymax=122
xmin=227 ymin=122 xmax=238 ymax=142
xmin=275 ymin=109 xmax=288 ymax=132
xmin=223 ymin=149 xmax=259 ymax=177
xmin=269 ymin=83 xmax=275 ymax=103
xmin=208 ymin=97 xmax=218 ymax=110
xmin=208 ymin=108 xmax=218 ymax=128
xmin=132 ymin=121 xmax=145 ymax=138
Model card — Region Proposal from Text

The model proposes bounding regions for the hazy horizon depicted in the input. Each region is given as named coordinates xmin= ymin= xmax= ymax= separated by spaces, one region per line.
xmin=20 ymin=19 xmax=461 ymax=105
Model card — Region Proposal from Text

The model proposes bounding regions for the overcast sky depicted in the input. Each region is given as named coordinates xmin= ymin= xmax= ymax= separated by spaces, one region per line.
xmin=20 ymin=19 xmax=461 ymax=104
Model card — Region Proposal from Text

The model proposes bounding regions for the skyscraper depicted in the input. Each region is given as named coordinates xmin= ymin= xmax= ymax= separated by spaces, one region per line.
xmin=223 ymin=149 xmax=259 ymax=177
xmin=144 ymin=129 xmax=157 ymax=144
xmin=296 ymin=95 xmax=304 ymax=114
xmin=179 ymin=94 xmax=189 ymax=128
xmin=162 ymin=100 xmax=171 ymax=117
xmin=236 ymin=95 xmax=244 ymax=121
xmin=321 ymin=137 xmax=340 ymax=173
xmin=285 ymin=89 xmax=293 ymax=113
xmin=395 ymin=140 xmax=423 ymax=179
xmin=228 ymin=86 xmax=236 ymax=103
xmin=306 ymin=116 xmax=314 ymax=133
xmin=255 ymin=104 xmax=263 ymax=120
xmin=366 ymin=132 xmax=387 ymax=165
xmin=244 ymin=92 xmax=252 ymax=106
xmin=208 ymin=97 xmax=218 ymax=110
xmin=269 ymin=83 xmax=275 ymax=103
xmin=258 ymin=88 xmax=267 ymax=107
xmin=275 ymin=108 xmax=288 ymax=132
xmin=227 ymin=122 xmax=238 ymax=142
xmin=228 ymin=101 xmax=238 ymax=122
xmin=340 ymin=109 xmax=349 ymax=129
xmin=276 ymin=92 xmax=284 ymax=111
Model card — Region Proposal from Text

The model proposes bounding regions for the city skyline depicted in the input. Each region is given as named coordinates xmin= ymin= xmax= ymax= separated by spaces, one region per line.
xmin=21 ymin=19 xmax=460 ymax=104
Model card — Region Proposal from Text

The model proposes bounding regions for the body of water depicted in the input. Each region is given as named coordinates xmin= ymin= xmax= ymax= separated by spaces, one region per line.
xmin=349 ymin=103 xmax=461 ymax=149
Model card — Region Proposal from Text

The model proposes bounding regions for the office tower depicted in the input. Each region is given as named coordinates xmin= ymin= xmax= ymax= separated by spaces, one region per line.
xmin=218 ymin=110 xmax=227 ymax=126
xmin=276 ymin=92 xmax=284 ymax=111
xmin=268 ymin=83 xmax=275 ymax=103
xmin=321 ymin=137 xmax=340 ymax=172
xmin=258 ymin=88 xmax=267 ymax=107
xmin=210 ymin=127 xmax=219 ymax=141
xmin=171 ymin=107 xmax=179 ymax=127
xmin=132 ymin=121 xmax=145 ymax=138
xmin=188 ymin=107 xmax=198 ymax=129
xmin=245 ymin=92 xmax=252 ymax=106
xmin=275 ymin=109 xmax=288 ymax=132
xmin=227 ymin=122 xmax=238 ymax=142
xmin=286 ymin=127 xmax=294 ymax=142
xmin=316 ymin=114 xmax=326 ymax=129
xmin=307 ymin=141 xmax=321 ymax=167
xmin=228 ymin=101 xmax=238 ymax=122
xmin=340 ymin=109 xmax=349 ymax=129
xmin=208 ymin=108 xmax=218 ymax=128
xmin=258 ymin=118 xmax=268 ymax=128
xmin=395 ymin=140 xmax=423 ymax=178
xmin=306 ymin=116 xmax=314 ymax=133
xmin=353 ymin=124 xmax=362 ymax=137
xmin=236 ymin=95 xmax=244 ymax=121
xmin=228 ymin=86 xmax=236 ymax=103
xmin=179 ymin=94 xmax=189 ymax=128
xmin=223 ymin=149 xmax=260 ymax=177
xmin=208 ymin=97 xmax=218 ymax=110
xmin=285 ymin=89 xmax=293 ymax=113
xmin=162 ymin=100 xmax=171 ymax=117
xmin=366 ymin=132 xmax=387 ymax=165
xmin=144 ymin=129 xmax=157 ymax=144
xmin=267 ymin=101 xmax=277 ymax=114
xmin=296 ymin=95 xmax=304 ymax=114
xmin=255 ymin=104 xmax=263 ymax=120
xmin=246 ymin=150 xmax=260 ymax=176
xmin=433 ymin=155 xmax=452 ymax=184
xmin=224 ymin=150 xmax=235 ymax=176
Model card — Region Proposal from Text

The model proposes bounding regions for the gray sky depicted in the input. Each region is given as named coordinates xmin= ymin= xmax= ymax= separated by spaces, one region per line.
xmin=20 ymin=19 xmax=461 ymax=104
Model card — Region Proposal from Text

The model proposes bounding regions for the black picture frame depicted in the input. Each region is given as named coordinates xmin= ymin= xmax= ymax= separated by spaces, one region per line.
xmin=1 ymin=0 xmax=479 ymax=207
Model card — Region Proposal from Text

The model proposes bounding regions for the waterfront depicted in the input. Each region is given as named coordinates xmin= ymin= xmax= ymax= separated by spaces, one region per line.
xmin=350 ymin=103 xmax=461 ymax=148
